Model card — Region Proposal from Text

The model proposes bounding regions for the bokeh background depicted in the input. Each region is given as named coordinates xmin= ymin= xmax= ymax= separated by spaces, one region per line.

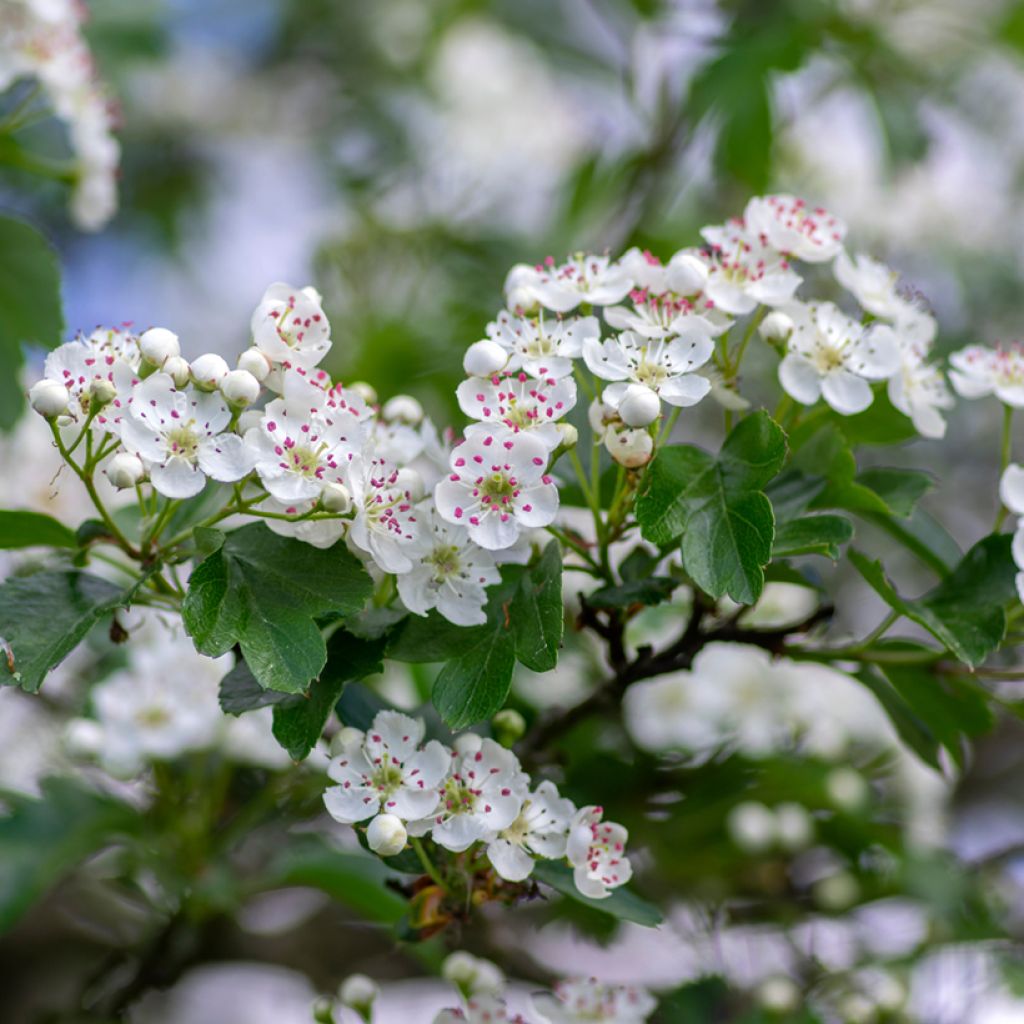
xmin=8 ymin=0 xmax=1024 ymax=1021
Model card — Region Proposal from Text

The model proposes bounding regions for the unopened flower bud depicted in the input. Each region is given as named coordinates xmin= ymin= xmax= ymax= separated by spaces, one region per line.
xmin=756 ymin=976 xmax=800 ymax=1014
xmin=617 ymin=383 xmax=661 ymax=427
xmin=139 ymin=327 xmax=180 ymax=366
xmin=606 ymin=427 xmax=653 ymax=468
xmin=366 ymin=813 xmax=407 ymax=857
xmin=727 ymin=801 xmax=776 ymax=853
xmin=394 ymin=467 xmax=424 ymax=502
xmin=162 ymin=356 xmax=192 ymax=388
xmin=826 ymin=767 xmax=869 ymax=811
xmin=220 ymin=369 xmax=260 ymax=407
xmin=814 ymin=871 xmax=859 ymax=911
xmin=330 ymin=726 xmax=364 ymax=756
xmin=453 ymin=732 xmax=483 ymax=757
xmin=666 ymin=251 xmax=709 ymax=295
xmin=556 ymin=422 xmax=578 ymax=449
xmin=774 ymin=802 xmax=813 ymax=851
xmin=237 ymin=346 xmax=271 ymax=382
xmin=759 ymin=311 xmax=794 ymax=344
xmin=442 ymin=951 xmax=506 ymax=997
xmin=190 ymin=353 xmax=229 ymax=390
xmin=338 ymin=973 xmax=379 ymax=1021
xmin=88 ymin=378 xmax=117 ymax=406
xmin=349 ymin=381 xmax=377 ymax=405
xmin=463 ymin=339 xmax=508 ymax=377
xmin=321 ymin=481 xmax=352 ymax=514
xmin=105 ymin=452 xmax=146 ymax=489
xmin=29 ymin=379 xmax=68 ymax=418
xmin=492 ymin=708 xmax=526 ymax=747
xmin=383 ymin=394 xmax=423 ymax=424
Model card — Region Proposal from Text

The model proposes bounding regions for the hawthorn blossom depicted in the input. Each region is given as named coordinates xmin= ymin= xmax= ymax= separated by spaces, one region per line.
xmin=834 ymin=250 xmax=904 ymax=318
xmin=743 ymin=194 xmax=846 ymax=263
xmin=486 ymin=779 xmax=575 ymax=882
xmin=949 ymin=344 xmax=1024 ymax=407
xmin=396 ymin=502 xmax=500 ymax=627
xmin=434 ymin=426 xmax=558 ymax=550
xmin=532 ymin=979 xmax=656 ymax=1024
xmin=347 ymin=455 xmax=422 ymax=573
xmin=700 ymin=223 xmax=802 ymax=315
xmin=435 ymin=996 xmax=527 ymax=1024
xmin=420 ymin=738 xmax=529 ymax=852
xmin=619 ymin=246 xmax=709 ymax=296
xmin=505 ymin=254 xmax=632 ymax=313
xmin=245 ymin=372 xmax=366 ymax=504
xmin=582 ymin=329 xmax=714 ymax=412
xmin=1000 ymin=464 xmax=1024 ymax=604
xmin=456 ymin=369 xmax=577 ymax=450
xmin=565 ymin=805 xmax=633 ymax=898
xmin=889 ymin=356 xmax=954 ymax=439
xmin=778 ymin=301 xmax=901 ymax=415
xmin=487 ymin=310 xmax=598 ymax=379
xmin=250 ymin=282 xmax=331 ymax=372
xmin=604 ymin=289 xmax=727 ymax=342
xmin=323 ymin=711 xmax=450 ymax=825
xmin=120 ymin=373 xmax=252 ymax=498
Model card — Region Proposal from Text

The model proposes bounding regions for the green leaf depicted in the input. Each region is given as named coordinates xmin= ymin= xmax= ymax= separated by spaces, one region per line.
xmin=849 ymin=535 xmax=1017 ymax=666
xmin=0 ymin=215 xmax=63 ymax=430
xmin=272 ymin=630 xmax=387 ymax=761
xmin=0 ymin=510 xmax=76 ymax=550
xmin=218 ymin=661 xmax=300 ymax=716
xmin=182 ymin=523 xmax=373 ymax=694
xmin=855 ymin=665 xmax=942 ymax=769
xmin=0 ymin=778 xmax=140 ymax=933
xmin=855 ymin=468 xmax=935 ymax=519
xmin=587 ymin=577 xmax=678 ymax=609
xmin=772 ymin=514 xmax=853 ymax=560
xmin=336 ymin=681 xmax=398 ymax=732
xmin=431 ymin=627 xmax=517 ymax=731
xmin=509 ymin=540 xmax=563 ymax=673
xmin=531 ymin=860 xmax=663 ymax=927
xmin=636 ymin=411 xmax=787 ymax=603
xmin=0 ymin=571 xmax=130 ymax=692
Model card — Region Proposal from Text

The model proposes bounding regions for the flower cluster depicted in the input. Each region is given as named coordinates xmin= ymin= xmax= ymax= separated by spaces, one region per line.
xmin=323 ymin=710 xmax=632 ymax=898
xmin=0 ymin=0 xmax=119 ymax=230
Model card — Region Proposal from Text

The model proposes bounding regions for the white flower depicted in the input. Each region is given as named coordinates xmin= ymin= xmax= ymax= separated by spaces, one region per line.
xmin=620 ymin=246 xmax=709 ymax=296
xmin=488 ymin=310 xmax=597 ymax=379
xmin=41 ymin=333 xmax=140 ymax=429
xmin=888 ymin=356 xmax=954 ymax=439
xmin=105 ymin=451 xmax=145 ymax=489
xmin=532 ymin=979 xmax=656 ymax=1024
xmin=220 ymin=369 xmax=261 ymax=407
xmin=190 ymin=353 xmax=230 ymax=389
xmin=505 ymin=255 xmax=633 ymax=313
xmin=422 ymin=738 xmax=529 ymax=853
xmin=778 ymin=301 xmax=901 ymax=415
xmin=367 ymin=812 xmax=408 ymax=856
xmin=744 ymin=194 xmax=846 ymax=263
xmin=120 ymin=373 xmax=252 ymax=498
xmin=456 ymin=369 xmax=577 ymax=450
xmin=623 ymin=670 xmax=728 ymax=753
xmin=396 ymin=502 xmax=500 ymax=627
xmin=435 ymin=996 xmax=527 ymax=1024
xmin=486 ymin=779 xmax=575 ymax=882
xmin=250 ymin=282 xmax=331 ymax=371
xmin=463 ymin=339 xmax=509 ymax=378
xmin=347 ymin=455 xmax=422 ymax=573
xmin=435 ymin=426 xmax=558 ymax=550
xmin=442 ymin=952 xmax=506 ymax=997
xmin=29 ymin=378 xmax=69 ymax=418
xmin=565 ymin=805 xmax=633 ymax=898
xmin=139 ymin=327 xmax=180 ymax=367
xmin=949 ymin=344 xmax=1024 ymax=407
xmin=322 ymin=711 xmax=450 ymax=824
xmin=245 ymin=371 xmax=366 ymax=504
xmin=833 ymin=250 xmax=904 ymax=318
xmin=727 ymin=801 xmax=777 ymax=853
xmin=700 ymin=223 xmax=802 ymax=314
xmin=583 ymin=330 xmax=714 ymax=413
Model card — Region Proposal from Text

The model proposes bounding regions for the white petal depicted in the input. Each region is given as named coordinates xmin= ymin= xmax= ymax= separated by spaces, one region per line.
xmin=150 ymin=458 xmax=205 ymax=498
xmin=468 ymin=511 xmax=520 ymax=551
xmin=778 ymin=353 xmax=823 ymax=405
xmin=821 ymin=369 xmax=873 ymax=416
xmin=660 ymin=374 xmax=712 ymax=408
xmin=1002 ymin=465 xmax=1024 ymax=516
xmin=515 ymin=483 xmax=558 ymax=528
xmin=432 ymin=813 xmax=486 ymax=852
xmin=487 ymin=838 xmax=535 ymax=882
xmin=582 ymin=337 xmax=630 ymax=382
xmin=323 ymin=784 xmax=378 ymax=823
xmin=198 ymin=433 xmax=254 ymax=482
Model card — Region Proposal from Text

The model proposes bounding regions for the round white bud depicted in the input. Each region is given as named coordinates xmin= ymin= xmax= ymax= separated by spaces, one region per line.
xmin=348 ymin=381 xmax=377 ymax=405
xmin=442 ymin=952 xmax=505 ymax=996
xmin=468 ymin=959 xmax=505 ymax=996
xmin=220 ymin=369 xmax=260 ymax=407
xmin=301 ymin=284 xmax=324 ymax=306
xmin=394 ymin=467 xmax=424 ymax=502
xmin=727 ymin=801 xmax=776 ymax=853
xmin=88 ymin=378 xmax=117 ymax=406
xmin=320 ymin=481 xmax=352 ymax=514
xmin=366 ymin=813 xmax=407 ymax=857
xmin=29 ymin=379 xmax=68 ymax=418
xmin=813 ymin=871 xmax=859 ymax=911
xmin=666 ymin=251 xmax=709 ymax=295
xmin=105 ymin=452 xmax=146 ymax=490
xmin=606 ymin=427 xmax=653 ymax=468
xmin=756 ymin=976 xmax=800 ymax=1014
xmin=190 ymin=353 xmax=230 ymax=390
xmin=826 ymin=767 xmax=869 ymax=811
xmin=463 ymin=339 xmax=508 ymax=377
xmin=453 ymin=732 xmax=483 ymax=757
xmin=492 ymin=708 xmax=526 ymax=747
xmin=329 ymin=726 xmax=364 ymax=756
xmin=617 ymin=383 xmax=661 ymax=427
xmin=237 ymin=346 xmax=271 ymax=382
xmin=556 ymin=422 xmax=578 ymax=449
xmin=139 ymin=327 xmax=180 ymax=366
xmin=759 ymin=311 xmax=794 ymax=344
xmin=162 ymin=356 xmax=192 ymax=388
xmin=383 ymin=394 xmax=423 ymax=424
xmin=774 ymin=802 xmax=814 ymax=851
xmin=338 ymin=973 xmax=379 ymax=1013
